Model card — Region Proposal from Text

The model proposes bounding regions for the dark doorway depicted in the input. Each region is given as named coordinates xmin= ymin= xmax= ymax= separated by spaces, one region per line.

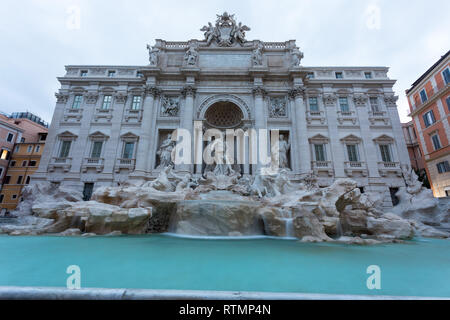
xmin=83 ymin=183 xmax=94 ymax=201
xmin=389 ymin=187 xmax=399 ymax=206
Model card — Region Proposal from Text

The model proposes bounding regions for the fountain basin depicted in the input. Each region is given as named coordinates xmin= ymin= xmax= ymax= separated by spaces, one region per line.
xmin=0 ymin=234 xmax=449 ymax=298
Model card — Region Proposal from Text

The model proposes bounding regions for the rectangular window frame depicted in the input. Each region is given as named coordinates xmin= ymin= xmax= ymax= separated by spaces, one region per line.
xmin=431 ymin=133 xmax=442 ymax=150
xmin=379 ymin=144 xmax=392 ymax=162
xmin=442 ymin=67 xmax=450 ymax=85
xmin=309 ymin=97 xmax=319 ymax=112
xmin=102 ymin=95 xmax=112 ymax=110
xmin=420 ymin=89 xmax=428 ymax=103
xmin=90 ymin=141 xmax=103 ymax=158
xmin=339 ymin=97 xmax=349 ymax=112
xmin=59 ymin=140 xmax=72 ymax=158
xmin=122 ymin=142 xmax=135 ymax=159
xmin=72 ymin=95 xmax=83 ymax=109
xmin=314 ymin=144 xmax=326 ymax=162
xmin=131 ymin=95 xmax=142 ymax=110
xmin=346 ymin=144 xmax=359 ymax=162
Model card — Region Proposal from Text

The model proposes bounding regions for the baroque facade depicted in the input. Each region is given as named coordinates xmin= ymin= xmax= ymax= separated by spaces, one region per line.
xmin=33 ymin=12 xmax=410 ymax=206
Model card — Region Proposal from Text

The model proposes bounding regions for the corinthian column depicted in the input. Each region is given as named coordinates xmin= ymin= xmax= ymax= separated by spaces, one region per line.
xmin=134 ymin=86 xmax=159 ymax=176
xmin=179 ymin=85 xmax=197 ymax=173
xmin=252 ymin=86 xmax=267 ymax=172
xmin=289 ymin=86 xmax=311 ymax=174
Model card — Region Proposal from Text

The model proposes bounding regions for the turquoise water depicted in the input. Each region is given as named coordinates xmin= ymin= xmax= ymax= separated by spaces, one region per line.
xmin=0 ymin=234 xmax=449 ymax=297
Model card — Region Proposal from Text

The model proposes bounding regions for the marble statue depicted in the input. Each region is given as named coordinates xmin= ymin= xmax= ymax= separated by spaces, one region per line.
xmin=156 ymin=134 xmax=175 ymax=169
xmin=271 ymin=134 xmax=290 ymax=169
xmin=252 ymin=43 xmax=263 ymax=66
xmin=291 ymin=47 xmax=304 ymax=67
xmin=184 ymin=44 xmax=199 ymax=66
xmin=147 ymin=45 xmax=159 ymax=66
xmin=200 ymin=22 xmax=218 ymax=46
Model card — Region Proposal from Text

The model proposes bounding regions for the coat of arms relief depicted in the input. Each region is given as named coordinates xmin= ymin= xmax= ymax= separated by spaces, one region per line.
xmin=200 ymin=12 xmax=250 ymax=47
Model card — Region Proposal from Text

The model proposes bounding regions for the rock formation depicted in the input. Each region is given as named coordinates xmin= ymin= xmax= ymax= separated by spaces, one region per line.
xmin=1 ymin=166 xmax=448 ymax=243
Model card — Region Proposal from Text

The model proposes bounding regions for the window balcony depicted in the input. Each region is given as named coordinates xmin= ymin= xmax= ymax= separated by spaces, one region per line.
xmin=48 ymin=157 xmax=72 ymax=172
xmin=368 ymin=110 xmax=390 ymax=125
xmin=124 ymin=108 xmax=142 ymax=123
xmin=94 ymin=108 xmax=114 ymax=122
xmin=377 ymin=161 xmax=402 ymax=177
xmin=114 ymin=158 xmax=136 ymax=173
xmin=311 ymin=160 xmax=333 ymax=176
xmin=63 ymin=108 xmax=83 ymax=122
xmin=344 ymin=161 xmax=368 ymax=177
xmin=81 ymin=157 xmax=104 ymax=173
xmin=337 ymin=110 xmax=357 ymax=125
xmin=306 ymin=110 xmax=326 ymax=124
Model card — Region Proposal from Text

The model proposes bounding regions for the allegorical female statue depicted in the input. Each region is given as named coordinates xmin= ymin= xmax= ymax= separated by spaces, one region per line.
xmin=156 ymin=133 xmax=175 ymax=169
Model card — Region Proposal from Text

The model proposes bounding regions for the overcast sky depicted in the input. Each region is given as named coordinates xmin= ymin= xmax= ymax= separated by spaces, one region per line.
xmin=0 ymin=0 xmax=449 ymax=123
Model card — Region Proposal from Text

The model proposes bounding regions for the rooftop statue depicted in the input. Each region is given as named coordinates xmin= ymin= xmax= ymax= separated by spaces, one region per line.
xmin=200 ymin=12 xmax=250 ymax=47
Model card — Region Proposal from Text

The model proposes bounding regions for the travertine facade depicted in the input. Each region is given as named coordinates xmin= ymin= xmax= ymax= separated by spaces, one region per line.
xmin=33 ymin=13 xmax=411 ymax=206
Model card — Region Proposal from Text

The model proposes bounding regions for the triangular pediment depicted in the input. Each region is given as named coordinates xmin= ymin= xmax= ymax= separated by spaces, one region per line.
xmin=57 ymin=130 xmax=78 ymax=138
xmin=309 ymin=134 xmax=329 ymax=143
xmin=89 ymin=131 xmax=110 ymax=140
xmin=340 ymin=134 xmax=361 ymax=142
xmin=373 ymin=134 xmax=394 ymax=142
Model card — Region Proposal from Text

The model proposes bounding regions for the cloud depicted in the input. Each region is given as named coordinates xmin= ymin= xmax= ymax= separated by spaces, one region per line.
xmin=0 ymin=0 xmax=449 ymax=123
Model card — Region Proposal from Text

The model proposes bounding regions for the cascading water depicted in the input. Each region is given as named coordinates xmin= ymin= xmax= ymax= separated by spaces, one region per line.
xmin=284 ymin=210 xmax=295 ymax=238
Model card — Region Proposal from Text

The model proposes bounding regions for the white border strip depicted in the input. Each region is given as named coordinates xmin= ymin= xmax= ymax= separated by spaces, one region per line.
xmin=0 ymin=286 xmax=448 ymax=300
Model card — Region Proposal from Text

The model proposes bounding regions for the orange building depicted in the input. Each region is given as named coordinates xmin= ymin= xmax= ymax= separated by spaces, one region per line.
xmin=402 ymin=121 xmax=425 ymax=172
xmin=0 ymin=112 xmax=48 ymax=213
xmin=406 ymin=50 xmax=450 ymax=197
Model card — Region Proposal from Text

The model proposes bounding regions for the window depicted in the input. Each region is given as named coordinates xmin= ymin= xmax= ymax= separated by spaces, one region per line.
xmin=29 ymin=160 xmax=37 ymax=167
xmin=137 ymin=71 xmax=143 ymax=78
xmin=91 ymin=141 xmax=103 ymax=158
xmin=309 ymin=97 xmax=319 ymax=112
xmin=306 ymin=72 xmax=315 ymax=79
xmin=25 ymin=176 xmax=31 ymax=184
xmin=27 ymin=145 xmax=33 ymax=153
xmin=379 ymin=144 xmax=392 ymax=162
xmin=10 ymin=161 xmax=15 ymax=167
xmin=15 ymin=145 xmax=19 ymax=152
xmin=423 ymin=110 xmax=436 ymax=127
xmin=6 ymin=133 xmax=14 ymax=142
xmin=335 ymin=72 xmax=343 ymax=79
xmin=22 ymin=160 xmax=27 ymax=167
xmin=314 ymin=144 xmax=326 ymax=161
xmin=102 ymin=95 xmax=112 ymax=110
xmin=431 ymin=134 xmax=442 ymax=150
xmin=437 ymin=161 xmax=450 ymax=174
xmin=370 ymin=97 xmax=380 ymax=112
xmin=17 ymin=176 xmax=23 ymax=184
xmin=446 ymin=96 xmax=450 ymax=111
xmin=339 ymin=97 xmax=349 ymax=112
xmin=80 ymin=70 xmax=88 ymax=77
xmin=131 ymin=96 xmax=142 ymax=110
xmin=0 ymin=167 xmax=3 ymax=177
xmin=358 ymin=187 xmax=365 ymax=193
xmin=4 ymin=176 xmax=11 ymax=184
xmin=108 ymin=71 xmax=116 ymax=78
xmin=11 ymin=194 xmax=17 ymax=200
xmin=420 ymin=89 xmax=428 ymax=103
xmin=364 ymin=72 xmax=372 ymax=79
xmin=20 ymin=137 xmax=25 ymax=143
xmin=0 ymin=149 xmax=10 ymax=160
xmin=443 ymin=68 xmax=450 ymax=85
xmin=346 ymin=144 xmax=359 ymax=162
xmin=35 ymin=145 xmax=40 ymax=153
xmin=123 ymin=142 xmax=135 ymax=159
xmin=72 ymin=95 xmax=83 ymax=109
xmin=0 ymin=194 xmax=3 ymax=203
xmin=59 ymin=141 xmax=72 ymax=158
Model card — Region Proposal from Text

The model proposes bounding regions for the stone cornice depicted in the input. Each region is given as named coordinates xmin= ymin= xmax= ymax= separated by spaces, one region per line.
xmin=55 ymin=93 xmax=69 ymax=104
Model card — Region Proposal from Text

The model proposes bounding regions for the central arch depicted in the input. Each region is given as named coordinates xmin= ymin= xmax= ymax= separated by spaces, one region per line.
xmin=197 ymin=94 xmax=251 ymax=122
xmin=204 ymin=101 xmax=243 ymax=129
